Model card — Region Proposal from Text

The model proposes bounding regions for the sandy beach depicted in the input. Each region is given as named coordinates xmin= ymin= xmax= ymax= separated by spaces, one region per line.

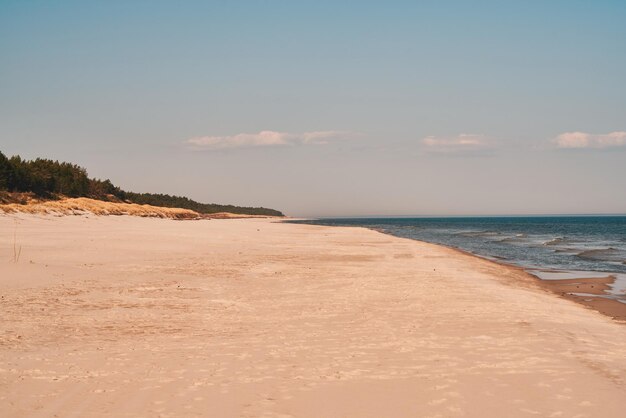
xmin=2 ymin=215 xmax=626 ymax=417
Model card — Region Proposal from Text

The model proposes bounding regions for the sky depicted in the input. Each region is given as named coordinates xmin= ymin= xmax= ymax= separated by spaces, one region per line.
xmin=1 ymin=0 xmax=625 ymax=217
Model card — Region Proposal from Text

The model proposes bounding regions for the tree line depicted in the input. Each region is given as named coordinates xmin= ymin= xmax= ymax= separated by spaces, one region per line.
xmin=0 ymin=151 xmax=284 ymax=216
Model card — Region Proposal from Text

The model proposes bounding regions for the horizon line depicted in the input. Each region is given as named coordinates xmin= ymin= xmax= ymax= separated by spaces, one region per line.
xmin=304 ymin=213 xmax=626 ymax=219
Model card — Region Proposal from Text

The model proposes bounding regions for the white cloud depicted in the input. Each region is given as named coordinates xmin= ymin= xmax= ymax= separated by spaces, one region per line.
xmin=185 ymin=130 xmax=350 ymax=150
xmin=421 ymin=134 xmax=491 ymax=153
xmin=554 ymin=131 xmax=626 ymax=149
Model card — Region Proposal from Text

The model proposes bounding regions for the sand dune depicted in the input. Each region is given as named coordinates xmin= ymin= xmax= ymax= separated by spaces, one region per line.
xmin=0 ymin=197 xmax=279 ymax=220
xmin=0 ymin=197 xmax=200 ymax=219
xmin=1 ymin=215 xmax=626 ymax=417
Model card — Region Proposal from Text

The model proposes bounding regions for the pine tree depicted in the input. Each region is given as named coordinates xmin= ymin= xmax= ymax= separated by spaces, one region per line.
xmin=0 ymin=151 xmax=14 ymax=190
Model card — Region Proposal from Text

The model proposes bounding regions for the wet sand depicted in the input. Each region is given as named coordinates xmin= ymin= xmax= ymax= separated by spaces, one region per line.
xmin=1 ymin=214 xmax=626 ymax=417
xmin=536 ymin=276 xmax=626 ymax=321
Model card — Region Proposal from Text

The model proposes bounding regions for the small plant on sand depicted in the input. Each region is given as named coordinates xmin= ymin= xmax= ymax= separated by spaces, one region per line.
xmin=12 ymin=219 xmax=22 ymax=263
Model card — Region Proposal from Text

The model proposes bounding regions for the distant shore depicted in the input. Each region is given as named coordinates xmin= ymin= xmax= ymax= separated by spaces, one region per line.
xmin=1 ymin=214 xmax=626 ymax=417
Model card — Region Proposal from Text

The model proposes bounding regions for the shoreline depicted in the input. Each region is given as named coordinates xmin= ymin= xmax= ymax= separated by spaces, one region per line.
xmin=2 ymin=214 xmax=626 ymax=416
xmin=291 ymin=220 xmax=626 ymax=322
xmin=425 ymin=242 xmax=626 ymax=323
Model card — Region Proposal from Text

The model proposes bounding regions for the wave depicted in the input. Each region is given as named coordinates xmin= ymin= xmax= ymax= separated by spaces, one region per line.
xmin=490 ymin=254 xmax=508 ymax=260
xmin=497 ymin=237 xmax=526 ymax=244
xmin=576 ymin=248 xmax=626 ymax=263
xmin=544 ymin=237 xmax=568 ymax=246
xmin=456 ymin=230 xmax=500 ymax=237
xmin=497 ymin=237 xmax=518 ymax=243
xmin=553 ymin=248 xmax=578 ymax=253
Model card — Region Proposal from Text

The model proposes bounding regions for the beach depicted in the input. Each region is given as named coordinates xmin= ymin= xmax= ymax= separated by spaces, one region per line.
xmin=2 ymin=215 xmax=626 ymax=417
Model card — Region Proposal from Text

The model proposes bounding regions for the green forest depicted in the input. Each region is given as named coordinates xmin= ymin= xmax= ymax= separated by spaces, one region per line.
xmin=0 ymin=151 xmax=284 ymax=216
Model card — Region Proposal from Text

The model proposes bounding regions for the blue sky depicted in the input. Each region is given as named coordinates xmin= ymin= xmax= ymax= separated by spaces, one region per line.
xmin=1 ymin=1 xmax=625 ymax=216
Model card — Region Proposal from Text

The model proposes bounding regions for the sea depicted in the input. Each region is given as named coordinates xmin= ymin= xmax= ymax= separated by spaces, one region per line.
xmin=293 ymin=216 xmax=626 ymax=299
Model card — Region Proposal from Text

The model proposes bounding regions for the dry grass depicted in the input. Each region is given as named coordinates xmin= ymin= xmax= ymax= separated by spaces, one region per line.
xmin=0 ymin=197 xmax=201 ymax=220
xmin=205 ymin=212 xmax=279 ymax=219
xmin=12 ymin=219 xmax=22 ymax=263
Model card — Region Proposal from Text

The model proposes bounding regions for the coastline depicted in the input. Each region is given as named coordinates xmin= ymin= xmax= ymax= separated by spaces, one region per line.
xmin=407 ymin=239 xmax=626 ymax=323
xmin=449 ymin=246 xmax=626 ymax=323
xmin=2 ymin=214 xmax=626 ymax=416
xmin=293 ymin=220 xmax=626 ymax=322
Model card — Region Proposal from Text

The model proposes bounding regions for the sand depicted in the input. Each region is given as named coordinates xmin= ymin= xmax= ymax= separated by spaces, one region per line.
xmin=1 ymin=214 xmax=626 ymax=417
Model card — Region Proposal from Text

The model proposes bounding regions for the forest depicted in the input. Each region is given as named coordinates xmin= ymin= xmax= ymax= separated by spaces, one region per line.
xmin=0 ymin=151 xmax=284 ymax=216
